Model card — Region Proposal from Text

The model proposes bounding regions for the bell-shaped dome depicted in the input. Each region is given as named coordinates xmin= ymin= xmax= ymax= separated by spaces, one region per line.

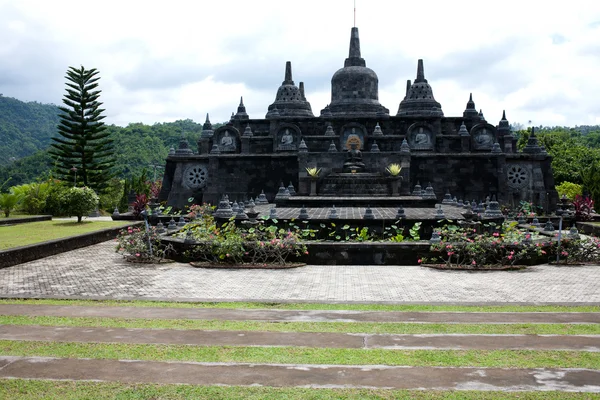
xmin=327 ymin=27 xmax=389 ymax=117
xmin=266 ymin=61 xmax=314 ymax=118
xmin=397 ymin=60 xmax=443 ymax=118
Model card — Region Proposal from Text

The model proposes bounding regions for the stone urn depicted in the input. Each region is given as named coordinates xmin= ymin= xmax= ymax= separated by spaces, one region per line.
xmin=309 ymin=178 xmax=318 ymax=196
xmin=389 ymin=176 xmax=402 ymax=196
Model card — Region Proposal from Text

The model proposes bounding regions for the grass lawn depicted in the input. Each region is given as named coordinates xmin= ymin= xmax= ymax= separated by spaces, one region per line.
xmin=0 ymin=220 xmax=134 ymax=250
xmin=3 ymin=380 xmax=598 ymax=400
xmin=2 ymin=315 xmax=598 ymax=335
xmin=2 ymin=341 xmax=598 ymax=368
xmin=2 ymin=298 xmax=599 ymax=313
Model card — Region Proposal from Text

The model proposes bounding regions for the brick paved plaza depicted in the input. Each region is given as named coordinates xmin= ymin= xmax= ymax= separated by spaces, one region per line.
xmin=1 ymin=241 xmax=598 ymax=303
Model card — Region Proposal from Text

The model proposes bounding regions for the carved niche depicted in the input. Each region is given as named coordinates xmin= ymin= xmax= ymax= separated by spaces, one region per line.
xmin=214 ymin=126 xmax=240 ymax=153
xmin=276 ymin=124 xmax=301 ymax=151
xmin=340 ymin=123 xmax=366 ymax=150
xmin=407 ymin=123 xmax=434 ymax=150
xmin=471 ymin=124 xmax=496 ymax=151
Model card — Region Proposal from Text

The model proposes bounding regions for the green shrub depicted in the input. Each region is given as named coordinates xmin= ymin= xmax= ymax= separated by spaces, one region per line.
xmin=0 ymin=191 xmax=24 ymax=217
xmin=11 ymin=181 xmax=52 ymax=214
xmin=43 ymin=181 xmax=71 ymax=216
xmin=556 ymin=181 xmax=582 ymax=201
xmin=62 ymin=186 xmax=99 ymax=223
xmin=99 ymin=178 xmax=124 ymax=212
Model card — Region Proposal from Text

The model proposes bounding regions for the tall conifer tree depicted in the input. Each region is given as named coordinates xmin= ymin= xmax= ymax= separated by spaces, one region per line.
xmin=50 ymin=66 xmax=114 ymax=191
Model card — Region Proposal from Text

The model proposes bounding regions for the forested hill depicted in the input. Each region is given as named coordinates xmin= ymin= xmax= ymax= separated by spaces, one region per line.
xmin=0 ymin=95 xmax=222 ymax=187
xmin=0 ymin=95 xmax=60 ymax=165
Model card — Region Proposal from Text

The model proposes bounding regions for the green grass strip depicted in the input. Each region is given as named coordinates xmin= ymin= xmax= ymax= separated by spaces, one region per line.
xmin=2 ymin=298 xmax=599 ymax=312
xmin=2 ymin=315 xmax=599 ymax=335
xmin=0 ymin=220 xmax=132 ymax=250
xmin=2 ymin=380 xmax=598 ymax=400
xmin=1 ymin=340 xmax=599 ymax=369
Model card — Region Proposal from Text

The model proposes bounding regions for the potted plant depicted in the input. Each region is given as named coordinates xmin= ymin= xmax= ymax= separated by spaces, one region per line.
xmin=305 ymin=167 xmax=321 ymax=196
xmin=386 ymin=163 xmax=402 ymax=195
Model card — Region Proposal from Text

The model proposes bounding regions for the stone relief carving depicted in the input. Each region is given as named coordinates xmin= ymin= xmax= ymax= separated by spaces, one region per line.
xmin=183 ymin=164 xmax=208 ymax=189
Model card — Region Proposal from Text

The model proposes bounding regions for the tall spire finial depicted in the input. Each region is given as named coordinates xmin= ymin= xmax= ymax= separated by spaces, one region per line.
xmin=416 ymin=59 xmax=425 ymax=82
xmin=239 ymin=96 xmax=244 ymax=107
xmin=502 ymin=109 xmax=507 ymax=120
xmin=283 ymin=61 xmax=293 ymax=84
xmin=349 ymin=27 xmax=361 ymax=59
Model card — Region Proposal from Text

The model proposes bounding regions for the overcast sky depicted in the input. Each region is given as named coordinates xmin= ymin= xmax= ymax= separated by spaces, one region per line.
xmin=1 ymin=0 xmax=599 ymax=128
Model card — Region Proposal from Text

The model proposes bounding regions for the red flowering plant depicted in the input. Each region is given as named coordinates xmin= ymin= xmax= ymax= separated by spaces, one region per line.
xmin=115 ymin=225 xmax=173 ymax=262
xmin=422 ymin=221 xmax=553 ymax=269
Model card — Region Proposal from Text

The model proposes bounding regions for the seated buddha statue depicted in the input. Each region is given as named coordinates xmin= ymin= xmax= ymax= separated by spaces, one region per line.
xmin=343 ymin=143 xmax=366 ymax=173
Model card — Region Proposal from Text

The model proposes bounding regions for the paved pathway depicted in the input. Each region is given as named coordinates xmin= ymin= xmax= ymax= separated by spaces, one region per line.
xmin=3 ymin=304 xmax=600 ymax=324
xmin=2 ymin=324 xmax=599 ymax=351
xmin=1 ymin=356 xmax=598 ymax=392
xmin=1 ymin=242 xmax=599 ymax=303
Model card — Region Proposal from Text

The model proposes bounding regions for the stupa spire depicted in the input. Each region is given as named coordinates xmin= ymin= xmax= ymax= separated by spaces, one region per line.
xmin=463 ymin=92 xmax=479 ymax=119
xmin=349 ymin=27 xmax=361 ymax=58
xmin=404 ymin=80 xmax=411 ymax=99
xmin=344 ymin=27 xmax=366 ymax=67
xmin=415 ymin=59 xmax=426 ymax=83
xmin=284 ymin=61 xmax=293 ymax=84
xmin=234 ymin=96 xmax=249 ymax=120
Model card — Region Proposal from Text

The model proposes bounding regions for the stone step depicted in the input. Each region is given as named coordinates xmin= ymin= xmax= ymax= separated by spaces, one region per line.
xmin=2 ymin=304 xmax=599 ymax=324
xmin=1 ymin=356 xmax=598 ymax=391
xmin=1 ymin=325 xmax=599 ymax=351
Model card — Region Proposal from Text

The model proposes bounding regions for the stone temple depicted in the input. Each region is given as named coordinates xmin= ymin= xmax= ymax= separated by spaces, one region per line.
xmin=159 ymin=27 xmax=557 ymax=212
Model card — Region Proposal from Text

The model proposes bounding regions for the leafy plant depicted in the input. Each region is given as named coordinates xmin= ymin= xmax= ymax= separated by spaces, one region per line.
xmin=132 ymin=194 xmax=149 ymax=217
xmin=43 ymin=180 xmax=72 ymax=216
xmin=573 ymin=195 xmax=594 ymax=221
xmin=116 ymin=225 xmax=173 ymax=262
xmin=386 ymin=163 xmax=402 ymax=176
xmin=305 ymin=167 xmax=321 ymax=178
xmin=62 ymin=186 xmax=99 ymax=223
xmin=409 ymin=222 xmax=421 ymax=241
xmin=180 ymin=210 xmax=307 ymax=265
xmin=98 ymin=178 xmax=124 ymax=212
xmin=0 ymin=191 xmax=24 ymax=217
xmin=11 ymin=181 xmax=52 ymax=215
xmin=423 ymin=222 xmax=552 ymax=268
xmin=555 ymin=181 xmax=582 ymax=201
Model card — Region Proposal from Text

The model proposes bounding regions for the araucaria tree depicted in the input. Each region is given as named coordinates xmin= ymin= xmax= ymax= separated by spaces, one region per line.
xmin=50 ymin=66 xmax=115 ymax=192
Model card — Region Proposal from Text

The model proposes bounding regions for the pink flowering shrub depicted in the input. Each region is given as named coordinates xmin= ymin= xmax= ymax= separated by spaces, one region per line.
xmin=557 ymin=236 xmax=600 ymax=264
xmin=423 ymin=221 xmax=553 ymax=268
xmin=115 ymin=225 xmax=173 ymax=262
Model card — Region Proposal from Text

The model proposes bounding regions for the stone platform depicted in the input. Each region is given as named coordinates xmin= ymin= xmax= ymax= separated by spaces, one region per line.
xmin=256 ymin=204 xmax=462 ymax=220
xmin=274 ymin=196 xmax=437 ymax=208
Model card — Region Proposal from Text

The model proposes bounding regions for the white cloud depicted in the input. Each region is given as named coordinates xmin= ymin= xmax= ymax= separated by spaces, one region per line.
xmin=1 ymin=0 xmax=599 ymax=127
